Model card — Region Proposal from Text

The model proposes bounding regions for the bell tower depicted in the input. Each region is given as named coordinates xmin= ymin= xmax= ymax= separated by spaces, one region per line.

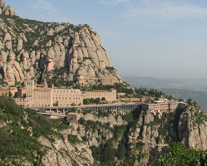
xmin=26 ymin=80 xmax=34 ymax=106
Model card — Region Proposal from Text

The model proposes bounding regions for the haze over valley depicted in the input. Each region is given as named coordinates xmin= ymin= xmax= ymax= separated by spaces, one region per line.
xmin=123 ymin=76 xmax=207 ymax=112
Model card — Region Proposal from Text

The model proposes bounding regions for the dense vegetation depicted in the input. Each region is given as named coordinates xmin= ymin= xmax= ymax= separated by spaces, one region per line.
xmin=83 ymin=97 xmax=107 ymax=105
xmin=84 ymin=102 xmax=207 ymax=165
xmin=157 ymin=142 xmax=207 ymax=166
xmin=1 ymin=95 xmax=207 ymax=165
xmin=0 ymin=96 xmax=69 ymax=163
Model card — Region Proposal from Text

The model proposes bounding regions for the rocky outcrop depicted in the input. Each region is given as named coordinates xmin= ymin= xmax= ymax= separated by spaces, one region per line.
xmin=37 ymin=127 xmax=94 ymax=166
xmin=2 ymin=96 xmax=207 ymax=165
xmin=176 ymin=105 xmax=207 ymax=151
xmin=127 ymin=110 xmax=165 ymax=164
xmin=0 ymin=50 xmax=24 ymax=86
xmin=77 ymin=113 xmax=126 ymax=147
xmin=0 ymin=0 xmax=16 ymax=16
xmin=0 ymin=1 xmax=122 ymax=86
xmin=124 ymin=103 xmax=207 ymax=165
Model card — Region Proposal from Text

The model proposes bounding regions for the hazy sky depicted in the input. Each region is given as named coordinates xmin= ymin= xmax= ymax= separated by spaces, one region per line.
xmin=5 ymin=0 xmax=207 ymax=78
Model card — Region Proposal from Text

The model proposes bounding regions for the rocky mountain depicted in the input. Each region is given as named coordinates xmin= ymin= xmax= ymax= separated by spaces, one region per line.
xmin=0 ymin=0 xmax=122 ymax=87
xmin=1 ymin=1 xmax=207 ymax=165
xmin=0 ymin=96 xmax=94 ymax=165
xmin=127 ymin=100 xmax=207 ymax=165
xmin=1 ymin=95 xmax=207 ymax=165
xmin=38 ymin=128 xmax=94 ymax=166
xmin=0 ymin=0 xmax=16 ymax=17
xmin=71 ymin=100 xmax=207 ymax=165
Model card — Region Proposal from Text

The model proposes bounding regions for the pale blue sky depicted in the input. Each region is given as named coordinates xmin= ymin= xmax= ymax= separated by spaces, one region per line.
xmin=5 ymin=0 xmax=207 ymax=78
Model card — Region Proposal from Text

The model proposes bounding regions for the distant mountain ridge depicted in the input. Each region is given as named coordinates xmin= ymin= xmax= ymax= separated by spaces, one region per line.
xmin=122 ymin=76 xmax=207 ymax=91
xmin=0 ymin=0 xmax=122 ymax=87
xmin=122 ymin=76 xmax=207 ymax=112
xmin=160 ymin=88 xmax=207 ymax=112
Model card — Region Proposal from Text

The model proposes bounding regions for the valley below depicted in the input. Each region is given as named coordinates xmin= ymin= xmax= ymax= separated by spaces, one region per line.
xmin=123 ymin=76 xmax=207 ymax=112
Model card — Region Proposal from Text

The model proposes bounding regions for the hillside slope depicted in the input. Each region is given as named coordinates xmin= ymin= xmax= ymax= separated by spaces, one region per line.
xmin=0 ymin=0 xmax=122 ymax=87
xmin=1 ymin=96 xmax=207 ymax=165
xmin=0 ymin=96 xmax=94 ymax=165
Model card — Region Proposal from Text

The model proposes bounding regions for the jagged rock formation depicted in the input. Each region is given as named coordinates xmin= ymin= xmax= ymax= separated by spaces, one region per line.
xmin=176 ymin=104 xmax=207 ymax=150
xmin=0 ymin=0 xmax=16 ymax=16
xmin=127 ymin=108 xmax=170 ymax=165
xmin=125 ymin=102 xmax=207 ymax=165
xmin=78 ymin=113 xmax=126 ymax=147
xmin=38 ymin=127 xmax=94 ymax=166
xmin=1 ymin=94 xmax=207 ymax=165
xmin=0 ymin=0 xmax=122 ymax=86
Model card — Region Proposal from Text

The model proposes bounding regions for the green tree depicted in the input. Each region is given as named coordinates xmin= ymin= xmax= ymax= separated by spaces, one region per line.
xmin=168 ymin=95 xmax=173 ymax=100
xmin=74 ymin=84 xmax=80 ymax=89
xmin=187 ymin=98 xmax=193 ymax=105
xmin=14 ymin=92 xmax=19 ymax=98
xmin=101 ymin=97 xmax=106 ymax=100
xmin=154 ymin=97 xmax=160 ymax=101
xmin=78 ymin=117 xmax=85 ymax=124
xmin=178 ymin=98 xmax=184 ymax=102
xmin=158 ymin=142 xmax=207 ymax=166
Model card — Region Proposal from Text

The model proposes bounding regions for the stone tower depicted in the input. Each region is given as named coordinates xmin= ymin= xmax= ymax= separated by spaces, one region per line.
xmin=26 ymin=80 xmax=34 ymax=106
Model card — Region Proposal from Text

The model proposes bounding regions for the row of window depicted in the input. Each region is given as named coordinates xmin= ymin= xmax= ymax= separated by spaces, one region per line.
xmin=33 ymin=96 xmax=50 ymax=98
xmin=86 ymin=94 xmax=115 ymax=96
xmin=53 ymin=90 xmax=78 ymax=93
xmin=53 ymin=97 xmax=81 ymax=100
xmin=33 ymin=104 xmax=50 ymax=106
xmin=27 ymin=82 xmax=33 ymax=86
xmin=53 ymin=95 xmax=81 ymax=97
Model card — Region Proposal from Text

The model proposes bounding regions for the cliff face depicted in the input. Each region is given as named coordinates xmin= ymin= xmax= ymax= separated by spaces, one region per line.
xmin=62 ymin=105 xmax=207 ymax=165
xmin=1 ymin=95 xmax=207 ymax=165
xmin=0 ymin=0 xmax=122 ymax=86
xmin=127 ymin=108 xmax=173 ymax=165
xmin=38 ymin=127 xmax=94 ymax=166
xmin=176 ymin=104 xmax=207 ymax=150
xmin=125 ymin=103 xmax=207 ymax=165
